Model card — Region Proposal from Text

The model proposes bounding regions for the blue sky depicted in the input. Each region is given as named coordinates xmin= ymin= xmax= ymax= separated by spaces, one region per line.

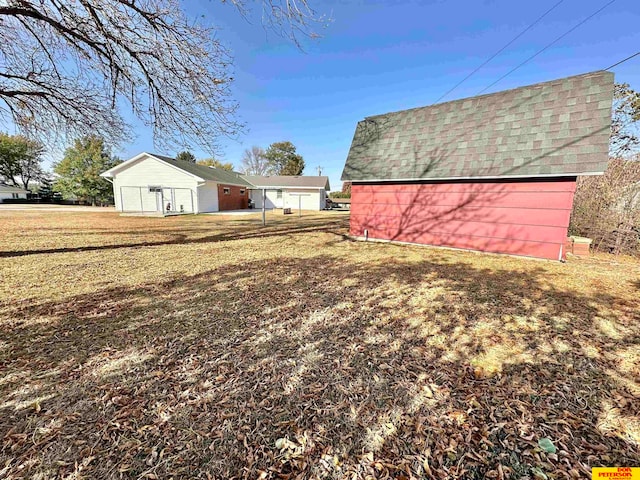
xmin=118 ymin=0 xmax=639 ymax=191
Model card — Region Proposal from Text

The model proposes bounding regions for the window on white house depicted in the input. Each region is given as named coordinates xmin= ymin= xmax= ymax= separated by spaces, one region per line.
xmin=277 ymin=189 xmax=283 ymax=199
xmin=223 ymin=187 xmax=230 ymax=195
xmin=148 ymin=186 xmax=162 ymax=193
xmin=12 ymin=193 xmax=19 ymax=199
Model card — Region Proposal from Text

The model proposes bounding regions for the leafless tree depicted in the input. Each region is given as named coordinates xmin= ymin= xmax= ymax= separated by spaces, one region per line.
xmin=241 ymin=146 xmax=270 ymax=175
xmin=610 ymin=83 xmax=640 ymax=158
xmin=568 ymin=83 xmax=640 ymax=255
xmin=570 ymin=157 xmax=640 ymax=255
xmin=0 ymin=0 xmax=327 ymax=154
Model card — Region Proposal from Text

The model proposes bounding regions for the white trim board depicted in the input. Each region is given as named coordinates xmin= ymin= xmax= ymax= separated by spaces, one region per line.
xmin=246 ymin=185 xmax=326 ymax=190
xmin=343 ymin=172 xmax=604 ymax=183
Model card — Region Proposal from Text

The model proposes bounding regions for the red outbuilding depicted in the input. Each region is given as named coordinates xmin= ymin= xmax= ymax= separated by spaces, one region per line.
xmin=341 ymin=71 xmax=614 ymax=260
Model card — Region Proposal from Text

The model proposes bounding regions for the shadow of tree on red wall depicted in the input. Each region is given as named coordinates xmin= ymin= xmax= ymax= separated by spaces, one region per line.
xmin=343 ymin=89 xmax=610 ymax=260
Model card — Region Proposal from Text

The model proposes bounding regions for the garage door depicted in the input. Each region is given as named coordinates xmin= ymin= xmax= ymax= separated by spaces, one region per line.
xmin=120 ymin=186 xmax=159 ymax=212
xmin=119 ymin=186 xmax=195 ymax=213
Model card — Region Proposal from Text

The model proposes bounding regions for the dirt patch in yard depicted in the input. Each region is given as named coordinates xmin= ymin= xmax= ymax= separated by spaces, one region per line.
xmin=0 ymin=211 xmax=639 ymax=479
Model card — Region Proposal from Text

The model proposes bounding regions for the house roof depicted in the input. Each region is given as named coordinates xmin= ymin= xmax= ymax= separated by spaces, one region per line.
xmin=150 ymin=154 xmax=252 ymax=187
xmin=100 ymin=152 xmax=252 ymax=187
xmin=242 ymin=175 xmax=330 ymax=190
xmin=101 ymin=152 xmax=329 ymax=190
xmin=0 ymin=183 xmax=28 ymax=194
xmin=341 ymin=70 xmax=614 ymax=182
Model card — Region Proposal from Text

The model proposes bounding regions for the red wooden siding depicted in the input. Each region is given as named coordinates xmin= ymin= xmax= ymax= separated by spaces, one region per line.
xmin=350 ymin=179 xmax=577 ymax=260
xmin=218 ymin=184 xmax=249 ymax=211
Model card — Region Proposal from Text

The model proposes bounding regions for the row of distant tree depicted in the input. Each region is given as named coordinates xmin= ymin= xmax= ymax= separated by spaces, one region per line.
xmin=0 ymin=136 xmax=310 ymax=206
xmin=241 ymin=142 xmax=305 ymax=176
xmin=173 ymin=151 xmax=235 ymax=171
xmin=0 ymin=134 xmax=121 ymax=205
xmin=174 ymin=141 xmax=306 ymax=177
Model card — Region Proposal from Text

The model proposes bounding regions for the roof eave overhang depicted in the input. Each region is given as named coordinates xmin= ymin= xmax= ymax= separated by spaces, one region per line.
xmin=344 ymin=171 xmax=604 ymax=183
xmin=198 ymin=180 xmax=251 ymax=188
xmin=246 ymin=185 xmax=327 ymax=190
xmin=100 ymin=152 xmax=205 ymax=182
xmin=0 ymin=188 xmax=29 ymax=193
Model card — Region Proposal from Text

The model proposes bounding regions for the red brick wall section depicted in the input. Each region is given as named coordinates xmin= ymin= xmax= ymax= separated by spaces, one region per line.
xmin=350 ymin=179 xmax=578 ymax=260
xmin=218 ymin=184 xmax=248 ymax=211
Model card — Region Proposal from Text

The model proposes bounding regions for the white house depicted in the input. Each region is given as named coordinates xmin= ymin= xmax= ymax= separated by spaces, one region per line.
xmin=100 ymin=152 xmax=331 ymax=214
xmin=100 ymin=152 xmax=252 ymax=214
xmin=0 ymin=183 xmax=29 ymax=201
xmin=243 ymin=175 xmax=331 ymax=211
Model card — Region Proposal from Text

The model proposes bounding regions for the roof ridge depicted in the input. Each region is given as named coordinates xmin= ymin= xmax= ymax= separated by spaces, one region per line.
xmin=148 ymin=155 xmax=250 ymax=186
xmin=363 ymin=70 xmax=609 ymax=121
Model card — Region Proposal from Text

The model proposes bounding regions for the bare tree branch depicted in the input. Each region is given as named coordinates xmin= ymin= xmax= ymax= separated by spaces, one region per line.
xmin=610 ymin=83 xmax=640 ymax=157
xmin=0 ymin=0 xmax=326 ymax=153
xmin=241 ymin=146 xmax=269 ymax=175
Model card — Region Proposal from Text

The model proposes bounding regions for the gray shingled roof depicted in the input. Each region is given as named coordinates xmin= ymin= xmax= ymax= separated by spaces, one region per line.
xmin=151 ymin=154 xmax=252 ymax=187
xmin=242 ymin=175 xmax=330 ymax=190
xmin=341 ymin=71 xmax=614 ymax=181
xmin=0 ymin=183 xmax=29 ymax=193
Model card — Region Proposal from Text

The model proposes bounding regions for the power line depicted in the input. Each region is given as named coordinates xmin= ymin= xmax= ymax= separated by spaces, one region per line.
xmin=477 ymin=0 xmax=617 ymax=95
xmin=433 ymin=0 xmax=565 ymax=104
xmin=605 ymin=51 xmax=640 ymax=70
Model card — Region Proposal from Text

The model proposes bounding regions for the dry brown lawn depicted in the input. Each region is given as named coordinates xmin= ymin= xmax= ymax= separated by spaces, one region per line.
xmin=0 ymin=210 xmax=639 ymax=479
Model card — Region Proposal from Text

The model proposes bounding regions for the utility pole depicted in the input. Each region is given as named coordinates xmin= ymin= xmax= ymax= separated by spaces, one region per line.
xmin=316 ymin=166 xmax=323 ymax=176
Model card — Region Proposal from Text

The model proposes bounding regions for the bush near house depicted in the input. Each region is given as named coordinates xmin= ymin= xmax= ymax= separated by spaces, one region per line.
xmin=330 ymin=191 xmax=351 ymax=198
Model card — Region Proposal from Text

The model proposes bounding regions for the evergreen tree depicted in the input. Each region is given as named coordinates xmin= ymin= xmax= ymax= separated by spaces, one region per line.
xmin=176 ymin=151 xmax=196 ymax=163
xmin=38 ymin=176 xmax=54 ymax=201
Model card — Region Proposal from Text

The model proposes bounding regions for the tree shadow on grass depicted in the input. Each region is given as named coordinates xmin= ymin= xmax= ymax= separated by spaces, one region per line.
xmin=0 ymin=215 xmax=350 ymax=258
xmin=1 ymin=253 xmax=639 ymax=478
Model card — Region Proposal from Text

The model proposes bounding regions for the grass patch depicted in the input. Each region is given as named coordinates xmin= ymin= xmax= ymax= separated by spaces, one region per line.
xmin=0 ymin=210 xmax=639 ymax=479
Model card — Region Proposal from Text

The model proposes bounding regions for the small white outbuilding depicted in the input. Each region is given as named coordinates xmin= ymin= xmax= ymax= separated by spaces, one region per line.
xmin=243 ymin=175 xmax=331 ymax=211
xmin=101 ymin=152 xmax=332 ymax=215
xmin=100 ymin=152 xmax=251 ymax=214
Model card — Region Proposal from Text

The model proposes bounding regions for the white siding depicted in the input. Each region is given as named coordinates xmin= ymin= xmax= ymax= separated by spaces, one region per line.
xmin=250 ymin=189 xmax=281 ymax=209
xmin=111 ymin=155 xmax=199 ymax=212
xmin=162 ymin=187 xmax=196 ymax=214
xmin=197 ymin=181 xmax=219 ymax=212
xmin=0 ymin=192 xmax=27 ymax=201
xmin=283 ymin=189 xmax=323 ymax=211
xmin=250 ymin=188 xmax=325 ymax=211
